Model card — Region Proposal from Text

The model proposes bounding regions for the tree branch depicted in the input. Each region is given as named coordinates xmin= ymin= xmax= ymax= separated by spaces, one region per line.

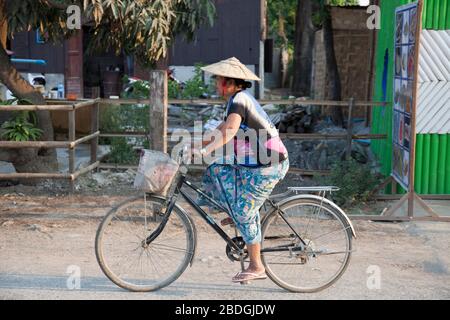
xmin=41 ymin=0 xmax=71 ymax=10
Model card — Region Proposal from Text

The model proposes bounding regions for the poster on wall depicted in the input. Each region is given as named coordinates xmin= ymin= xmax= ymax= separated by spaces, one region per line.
xmin=392 ymin=2 xmax=419 ymax=190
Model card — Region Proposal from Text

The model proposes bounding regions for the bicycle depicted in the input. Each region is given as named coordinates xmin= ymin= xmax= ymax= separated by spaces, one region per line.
xmin=95 ymin=149 xmax=356 ymax=293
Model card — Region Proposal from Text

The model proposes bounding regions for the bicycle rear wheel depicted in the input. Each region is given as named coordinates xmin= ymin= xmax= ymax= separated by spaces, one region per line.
xmin=95 ymin=195 xmax=194 ymax=292
xmin=261 ymin=197 xmax=352 ymax=293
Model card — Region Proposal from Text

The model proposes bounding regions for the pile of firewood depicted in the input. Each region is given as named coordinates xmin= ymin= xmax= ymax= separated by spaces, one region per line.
xmin=277 ymin=107 xmax=314 ymax=134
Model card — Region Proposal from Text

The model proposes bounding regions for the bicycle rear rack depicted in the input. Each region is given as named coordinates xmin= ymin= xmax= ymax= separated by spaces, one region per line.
xmin=288 ymin=186 xmax=340 ymax=193
xmin=269 ymin=186 xmax=339 ymax=201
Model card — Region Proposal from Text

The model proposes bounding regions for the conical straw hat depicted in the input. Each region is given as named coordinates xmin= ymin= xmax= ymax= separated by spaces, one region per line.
xmin=201 ymin=57 xmax=261 ymax=81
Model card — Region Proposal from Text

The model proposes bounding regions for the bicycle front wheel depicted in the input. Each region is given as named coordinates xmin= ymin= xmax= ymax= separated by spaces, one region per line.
xmin=95 ymin=195 xmax=194 ymax=292
xmin=261 ymin=197 xmax=352 ymax=293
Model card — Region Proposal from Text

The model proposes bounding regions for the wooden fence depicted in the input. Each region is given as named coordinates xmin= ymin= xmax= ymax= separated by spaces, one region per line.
xmin=0 ymin=70 xmax=387 ymax=187
xmin=1 ymin=92 xmax=448 ymax=221
xmin=97 ymin=96 xmax=388 ymax=176
xmin=0 ymin=98 xmax=100 ymax=191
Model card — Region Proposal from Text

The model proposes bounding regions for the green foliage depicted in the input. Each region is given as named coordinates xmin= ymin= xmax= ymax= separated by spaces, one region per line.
xmin=7 ymin=0 xmax=216 ymax=65
xmin=1 ymin=113 xmax=43 ymax=141
xmin=99 ymin=103 xmax=149 ymax=143
xmin=327 ymin=0 xmax=359 ymax=6
xmin=181 ymin=64 xmax=209 ymax=99
xmin=121 ymin=74 xmax=183 ymax=99
xmin=101 ymin=78 xmax=150 ymax=136
xmin=267 ymin=0 xmax=297 ymax=49
xmin=0 ymin=97 xmax=35 ymax=107
xmin=168 ymin=79 xmax=181 ymax=99
xmin=319 ymin=158 xmax=382 ymax=208
xmin=121 ymin=77 xmax=150 ymax=99
xmin=267 ymin=0 xmax=359 ymax=49
xmin=99 ymin=104 xmax=143 ymax=165
xmin=106 ymin=137 xmax=139 ymax=165
xmin=99 ymin=81 xmax=150 ymax=164
xmin=313 ymin=0 xmax=359 ymax=28
xmin=169 ymin=64 xmax=216 ymax=99
xmin=0 ymin=98 xmax=42 ymax=142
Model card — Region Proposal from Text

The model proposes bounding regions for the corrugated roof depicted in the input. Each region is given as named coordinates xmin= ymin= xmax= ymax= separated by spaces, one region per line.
xmin=417 ymin=81 xmax=450 ymax=134
xmin=418 ymin=30 xmax=450 ymax=82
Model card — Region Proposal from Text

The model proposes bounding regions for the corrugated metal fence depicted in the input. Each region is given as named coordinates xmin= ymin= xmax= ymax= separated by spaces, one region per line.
xmin=371 ymin=0 xmax=450 ymax=195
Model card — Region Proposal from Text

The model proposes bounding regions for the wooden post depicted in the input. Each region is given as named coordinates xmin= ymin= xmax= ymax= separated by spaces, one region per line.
xmin=90 ymin=102 xmax=99 ymax=170
xmin=345 ymin=98 xmax=355 ymax=160
xmin=407 ymin=0 xmax=424 ymax=218
xmin=68 ymin=110 xmax=76 ymax=192
xmin=149 ymin=70 xmax=168 ymax=153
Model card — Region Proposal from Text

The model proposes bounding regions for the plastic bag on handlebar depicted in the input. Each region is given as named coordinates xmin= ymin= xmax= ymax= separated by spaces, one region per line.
xmin=133 ymin=149 xmax=179 ymax=196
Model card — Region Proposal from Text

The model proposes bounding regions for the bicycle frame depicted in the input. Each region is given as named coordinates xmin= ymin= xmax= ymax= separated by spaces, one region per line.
xmin=144 ymin=171 xmax=308 ymax=255
xmin=179 ymin=175 xmax=245 ymax=253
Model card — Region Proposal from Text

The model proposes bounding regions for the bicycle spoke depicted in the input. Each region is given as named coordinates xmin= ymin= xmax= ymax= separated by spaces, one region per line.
xmin=151 ymin=242 xmax=192 ymax=254
xmin=96 ymin=196 xmax=193 ymax=291
xmin=144 ymin=247 xmax=163 ymax=279
xmin=262 ymin=199 xmax=352 ymax=293
xmin=312 ymin=250 xmax=353 ymax=256
xmin=310 ymin=225 xmax=352 ymax=242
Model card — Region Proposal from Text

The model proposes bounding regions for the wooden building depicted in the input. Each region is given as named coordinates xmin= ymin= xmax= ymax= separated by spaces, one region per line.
xmin=8 ymin=0 xmax=266 ymax=99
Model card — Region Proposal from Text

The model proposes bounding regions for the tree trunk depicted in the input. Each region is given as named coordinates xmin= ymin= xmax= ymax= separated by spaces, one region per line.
xmin=155 ymin=53 xmax=170 ymax=70
xmin=0 ymin=46 xmax=58 ymax=173
xmin=322 ymin=8 xmax=344 ymax=127
xmin=291 ymin=0 xmax=318 ymax=97
xmin=277 ymin=15 xmax=289 ymax=88
xmin=280 ymin=46 xmax=289 ymax=88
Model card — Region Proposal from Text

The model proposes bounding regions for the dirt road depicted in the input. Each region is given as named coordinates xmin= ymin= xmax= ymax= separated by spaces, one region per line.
xmin=0 ymin=191 xmax=449 ymax=300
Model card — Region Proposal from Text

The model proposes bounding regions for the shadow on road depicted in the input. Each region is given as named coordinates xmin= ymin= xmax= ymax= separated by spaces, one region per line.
xmin=0 ymin=273 xmax=286 ymax=297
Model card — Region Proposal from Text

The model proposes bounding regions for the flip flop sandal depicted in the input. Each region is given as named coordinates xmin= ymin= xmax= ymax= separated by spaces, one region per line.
xmin=232 ymin=271 xmax=267 ymax=283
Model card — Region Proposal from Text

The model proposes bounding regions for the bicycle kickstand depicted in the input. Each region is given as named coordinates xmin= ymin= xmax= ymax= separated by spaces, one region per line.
xmin=235 ymin=226 xmax=250 ymax=285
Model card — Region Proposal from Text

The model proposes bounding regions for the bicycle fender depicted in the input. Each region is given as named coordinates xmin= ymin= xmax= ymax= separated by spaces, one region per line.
xmin=151 ymin=195 xmax=198 ymax=267
xmin=270 ymin=194 xmax=357 ymax=239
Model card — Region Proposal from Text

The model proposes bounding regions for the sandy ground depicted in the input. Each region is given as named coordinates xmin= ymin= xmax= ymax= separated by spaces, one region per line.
xmin=0 ymin=181 xmax=449 ymax=300
xmin=2 ymin=84 xmax=447 ymax=303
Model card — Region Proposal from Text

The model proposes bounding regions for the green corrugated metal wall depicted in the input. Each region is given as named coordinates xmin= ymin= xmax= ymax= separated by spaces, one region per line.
xmin=423 ymin=0 xmax=450 ymax=29
xmin=370 ymin=0 xmax=450 ymax=194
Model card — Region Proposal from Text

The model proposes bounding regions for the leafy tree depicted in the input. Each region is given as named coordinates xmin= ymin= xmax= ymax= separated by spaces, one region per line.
xmin=267 ymin=0 xmax=297 ymax=87
xmin=291 ymin=0 xmax=357 ymax=126
xmin=0 ymin=0 xmax=215 ymax=174
xmin=267 ymin=0 xmax=297 ymax=49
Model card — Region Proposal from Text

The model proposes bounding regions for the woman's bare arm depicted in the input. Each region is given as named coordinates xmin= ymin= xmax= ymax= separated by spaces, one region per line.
xmin=202 ymin=121 xmax=225 ymax=147
xmin=202 ymin=114 xmax=241 ymax=154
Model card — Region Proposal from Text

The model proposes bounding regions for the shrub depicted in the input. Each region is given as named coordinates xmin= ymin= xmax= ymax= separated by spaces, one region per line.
xmin=99 ymin=80 xmax=150 ymax=164
xmin=319 ymin=158 xmax=382 ymax=208
xmin=168 ymin=78 xmax=181 ymax=99
xmin=0 ymin=98 xmax=42 ymax=141
xmin=181 ymin=63 xmax=213 ymax=99
xmin=105 ymin=137 xmax=139 ymax=165
xmin=1 ymin=114 xmax=43 ymax=141
xmin=122 ymin=75 xmax=150 ymax=99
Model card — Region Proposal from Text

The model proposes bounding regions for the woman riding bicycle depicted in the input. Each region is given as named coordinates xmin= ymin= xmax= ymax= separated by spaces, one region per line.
xmin=192 ymin=57 xmax=289 ymax=283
